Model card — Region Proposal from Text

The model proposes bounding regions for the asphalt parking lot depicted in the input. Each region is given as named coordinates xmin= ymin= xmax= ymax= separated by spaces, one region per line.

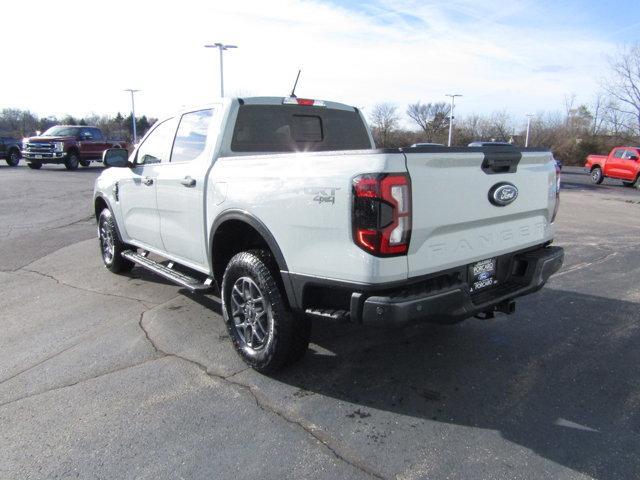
xmin=1 ymin=162 xmax=638 ymax=480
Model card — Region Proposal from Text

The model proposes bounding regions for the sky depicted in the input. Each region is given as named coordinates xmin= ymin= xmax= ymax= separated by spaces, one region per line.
xmin=3 ymin=0 xmax=640 ymax=125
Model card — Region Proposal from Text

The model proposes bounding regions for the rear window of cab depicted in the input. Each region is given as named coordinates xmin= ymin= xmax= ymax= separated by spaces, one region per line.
xmin=231 ymin=104 xmax=371 ymax=153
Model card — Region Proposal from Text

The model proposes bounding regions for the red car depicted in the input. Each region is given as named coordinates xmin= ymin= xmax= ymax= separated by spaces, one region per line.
xmin=585 ymin=146 xmax=640 ymax=188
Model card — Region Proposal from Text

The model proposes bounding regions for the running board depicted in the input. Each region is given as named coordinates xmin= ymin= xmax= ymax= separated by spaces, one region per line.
xmin=305 ymin=308 xmax=351 ymax=323
xmin=122 ymin=250 xmax=213 ymax=292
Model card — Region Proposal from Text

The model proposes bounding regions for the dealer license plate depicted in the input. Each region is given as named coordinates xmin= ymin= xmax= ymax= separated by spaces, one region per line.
xmin=469 ymin=257 xmax=498 ymax=293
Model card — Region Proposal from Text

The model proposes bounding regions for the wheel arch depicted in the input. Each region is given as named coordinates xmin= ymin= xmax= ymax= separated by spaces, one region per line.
xmin=94 ymin=194 xmax=127 ymax=242
xmin=8 ymin=145 xmax=21 ymax=156
xmin=67 ymin=145 xmax=80 ymax=156
xmin=210 ymin=211 xmax=298 ymax=309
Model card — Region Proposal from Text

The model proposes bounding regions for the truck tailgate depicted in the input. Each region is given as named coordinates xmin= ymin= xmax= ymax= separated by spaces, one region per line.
xmin=405 ymin=148 xmax=556 ymax=278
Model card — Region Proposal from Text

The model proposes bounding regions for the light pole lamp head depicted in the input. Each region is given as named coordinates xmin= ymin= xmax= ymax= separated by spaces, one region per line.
xmin=205 ymin=43 xmax=238 ymax=51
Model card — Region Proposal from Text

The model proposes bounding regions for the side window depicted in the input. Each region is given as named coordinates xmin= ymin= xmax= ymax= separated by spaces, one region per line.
xmin=135 ymin=118 xmax=178 ymax=165
xmin=171 ymin=109 xmax=213 ymax=163
xmin=613 ymin=149 xmax=625 ymax=158
xmin=80 ymin=128 xmax=94 ymax=140
xmin=622 ymin=149 xmax=638 ymax=159
xmin=90 ymin=128 xmax=104 ymax=141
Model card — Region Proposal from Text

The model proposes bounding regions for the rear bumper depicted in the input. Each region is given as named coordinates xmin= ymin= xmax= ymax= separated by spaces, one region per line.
xmin=362 ymin=246 xmax=563 ymax=323
xmin=286 ymin=244 xmax=564 ymax=324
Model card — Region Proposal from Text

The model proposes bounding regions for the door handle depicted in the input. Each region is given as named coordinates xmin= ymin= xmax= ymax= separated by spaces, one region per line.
xmin=142 ymin=177 xmax=154 ymax=186
xmin=181 ymin=176 xmax=196 ymax=187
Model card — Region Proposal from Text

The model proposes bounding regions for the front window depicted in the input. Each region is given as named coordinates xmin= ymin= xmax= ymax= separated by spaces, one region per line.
xmin=135 ymin=118 xmax=178 ymax=165
xmin=171 ymin=109 xmax=214 ymax=163
xmin=42 ymin=126 xmax=81 ymax=137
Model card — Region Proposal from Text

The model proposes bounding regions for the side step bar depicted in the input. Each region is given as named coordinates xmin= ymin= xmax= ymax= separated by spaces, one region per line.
xmin=122 ymin=250 xmax=213 ymax=292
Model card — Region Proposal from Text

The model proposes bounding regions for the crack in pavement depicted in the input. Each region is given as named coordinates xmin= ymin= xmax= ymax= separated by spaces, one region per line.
xmin=0 ymin=337 xmax=89 ymax=387
xmin=20 ymin=267 xmax=155 ymax=308
xmin=554 ymin=251 xmax=619 ymax=278
xmin=0 ymin=357 xmax=163 ymax=409
xmin=44 ymin=215 xmax=95 ymax=231
xmin=4 ymin=244 xmax=385 ymax=478
xmin=137 ymin=305 xmax=386 ymax=480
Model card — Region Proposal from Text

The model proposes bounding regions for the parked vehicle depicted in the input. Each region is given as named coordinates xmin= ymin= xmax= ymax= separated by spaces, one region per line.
xmin=0 ymin=137 xmax=22 ymax=166
xmin=585 ymin=147 xmax=640 ymax=188
xmin=94 ymin=96 xmax=563 ymax=373
xmin=22 ymin=126 xmax=128 ymax=170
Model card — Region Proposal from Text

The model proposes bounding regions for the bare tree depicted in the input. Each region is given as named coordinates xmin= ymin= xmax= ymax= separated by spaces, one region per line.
xmin=590 ymin=93 xmax=607 ymax=136
xmin=602 ymin=43 xmax=640 ymax=136
xmin=369 ymin=103 xmax=399 ymax=147
xmin=406 ymin=101 xmax=450 ymax=141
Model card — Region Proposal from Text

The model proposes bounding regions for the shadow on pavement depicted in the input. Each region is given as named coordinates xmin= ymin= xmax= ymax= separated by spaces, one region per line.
xmin=270 ymin=288 xmax=640 ymax=480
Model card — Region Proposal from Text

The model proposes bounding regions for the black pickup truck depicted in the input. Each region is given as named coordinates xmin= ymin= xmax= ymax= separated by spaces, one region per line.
xmin=0 ymin=137 xmax=22 ymax=167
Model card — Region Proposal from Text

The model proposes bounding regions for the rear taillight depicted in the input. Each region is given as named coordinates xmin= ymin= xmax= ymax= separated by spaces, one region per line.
xmin=352 ymin=173 xmax=411 ymax=256
xmin=552 ymin=162 xmax=561 ymax=222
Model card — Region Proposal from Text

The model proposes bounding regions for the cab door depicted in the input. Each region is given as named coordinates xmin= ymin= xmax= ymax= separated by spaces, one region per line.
xmin=156 ymin=108 xmax=217 ymax=269
xmin=620 ymin=149 xmax=640 ymax=181
xmin=118 ymin=117 xmax=178 ymax=252
xmin=607 ymin=148 xmax=626 ymax=178
xmin=78 ymin=128 xmax=100 ymax=160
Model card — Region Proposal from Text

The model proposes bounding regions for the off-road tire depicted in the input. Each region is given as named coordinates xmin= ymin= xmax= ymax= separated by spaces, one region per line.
xmin=6 ymin=149 xmax=20 ymax=167
xmin=65 ymin=152 xmax=79 ymax=170
xmin=222 ymin=250 xmax=302 ymax=373
xmin=591 ymin=166 xmax=604 ymax=184
xmin=27 ymin=162 xmax=42 ymax=169
xmin=98 ymin=208 xmax=135 ymax=273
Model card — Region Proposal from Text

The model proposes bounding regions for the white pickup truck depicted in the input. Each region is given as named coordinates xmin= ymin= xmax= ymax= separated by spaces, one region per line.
xmin=94 ymin=96 xmax=564 ymax=373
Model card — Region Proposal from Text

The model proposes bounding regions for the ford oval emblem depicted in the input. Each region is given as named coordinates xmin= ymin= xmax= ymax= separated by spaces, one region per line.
xmin=489 ymin=182 xmax=518 ymax=206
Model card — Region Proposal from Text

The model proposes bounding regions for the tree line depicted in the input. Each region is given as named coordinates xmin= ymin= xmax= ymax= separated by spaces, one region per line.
xmin=0 ymin=109 xmax=156 ymax=142
xmin=369 ymin=44 xmax=640 ymax=165
xmin=2 ymin=44 xmax=640 ymax=165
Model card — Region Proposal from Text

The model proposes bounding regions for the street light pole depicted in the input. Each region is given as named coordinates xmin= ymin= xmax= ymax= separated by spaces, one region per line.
xmin=204 ymin=43 xmax=238 ymax=97
xmin=445 ymin=94 xmax=462 ymax=147
xmin=123 ymin=89 xmax=140 ymax=144
xmin=525 ymin=114 xmax=534 ymax=147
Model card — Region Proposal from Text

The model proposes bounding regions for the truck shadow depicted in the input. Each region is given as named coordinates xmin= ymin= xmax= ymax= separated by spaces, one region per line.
xmin=274 ymin=288 xmax=640 ymax=479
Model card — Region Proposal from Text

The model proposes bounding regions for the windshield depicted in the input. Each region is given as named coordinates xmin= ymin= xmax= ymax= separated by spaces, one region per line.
xmin=42 ymin=126 xmax=80 ymax=137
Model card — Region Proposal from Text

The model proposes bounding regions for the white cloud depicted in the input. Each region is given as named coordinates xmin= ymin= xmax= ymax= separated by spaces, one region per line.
xmin=1 ymin=0 xmax=614 ymax=123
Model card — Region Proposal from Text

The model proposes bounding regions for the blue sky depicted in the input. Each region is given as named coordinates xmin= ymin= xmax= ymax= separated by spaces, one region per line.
xmin=2 ymin=0 xmax=638 ymax=125
xmin=330 ymin=0 xmax=640 ymax=41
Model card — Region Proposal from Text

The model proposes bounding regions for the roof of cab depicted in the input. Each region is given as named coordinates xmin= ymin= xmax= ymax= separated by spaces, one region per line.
xmin=238 ymin=96 xmax=358 ymax=112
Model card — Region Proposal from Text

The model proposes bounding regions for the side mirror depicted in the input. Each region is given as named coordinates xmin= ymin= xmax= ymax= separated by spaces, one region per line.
xmin=629 ymin=154 xmax=639 ymax=161
xmin=103 ymin=148 xmax=129 ymax=168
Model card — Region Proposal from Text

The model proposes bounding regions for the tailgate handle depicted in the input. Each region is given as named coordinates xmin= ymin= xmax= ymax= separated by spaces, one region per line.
xmin=481 ymin=149 xmax=522 ymax=174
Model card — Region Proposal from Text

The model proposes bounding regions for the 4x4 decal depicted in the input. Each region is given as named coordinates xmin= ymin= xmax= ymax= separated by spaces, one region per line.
xmin=305 ymin=187 xmax=340 ymax=205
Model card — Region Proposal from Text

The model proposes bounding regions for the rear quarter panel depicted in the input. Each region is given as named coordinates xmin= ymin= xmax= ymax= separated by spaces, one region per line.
xmin=585 ymin=154 xmax=607 ymax=170
xmin=207 ymin=151 xmax=409 ymax=284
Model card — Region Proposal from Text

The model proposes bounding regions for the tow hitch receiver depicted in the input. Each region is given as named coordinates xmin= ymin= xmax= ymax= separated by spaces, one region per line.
xmin=475 ymin=299 xmax=516 ymax=320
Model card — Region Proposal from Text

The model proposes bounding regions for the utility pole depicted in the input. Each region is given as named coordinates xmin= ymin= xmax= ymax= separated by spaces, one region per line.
xmin=445 ymin=94 xmax=462 ymax=147
xmin=204 ymin=43 xmax=238 ymax=97
xmin=123 ymin=89 xmax=140 ymax=144
xmin=525 ymin=114 xmax=534 ymax=147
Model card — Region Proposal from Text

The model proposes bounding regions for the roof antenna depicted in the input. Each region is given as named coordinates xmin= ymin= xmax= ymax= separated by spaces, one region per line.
xmin=290 ymin=69 xmax=301 ymax=98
